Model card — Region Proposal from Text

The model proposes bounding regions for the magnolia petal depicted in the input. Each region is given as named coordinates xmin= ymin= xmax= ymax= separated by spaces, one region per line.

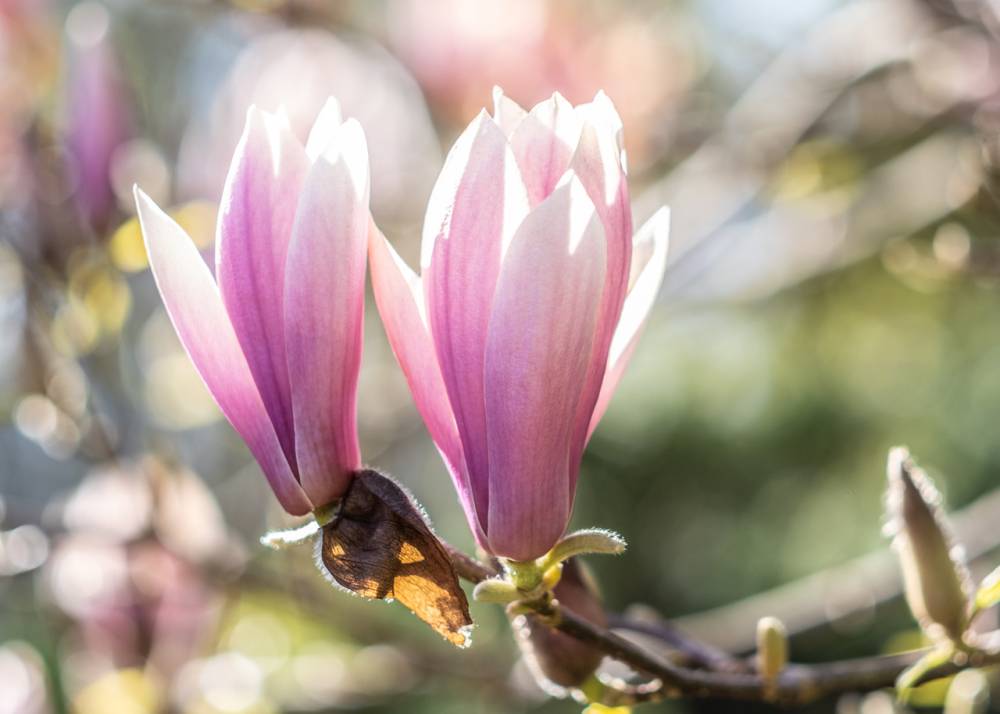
xmin=564 ymin=120 xmax=633 ymax=492
xmin=587 ymin=207 xmax=670 ymax=440
xmin=508 ymin=92 xmax=583 ymax=206
xmin=305 ymin=97 xmax=344 ymax=162
xmin=492 ymin=86 xmax=527 ymax=137
xmin=368 ymin=227 xmax=486 ymax=545
xmin=284 ymin=119 xmax=369 ymax=506
xmin=579 ymin=91 xmax=626 ymax=162
xmin=484 ymin=178 xmax=607 ymax=561
xmin=135 ymin=187 xmax=311 ymax=515
xmin=422 ymin=111 xmax=529 ymax=522
xmin=216 ymin=107 xmax=310 ymax=471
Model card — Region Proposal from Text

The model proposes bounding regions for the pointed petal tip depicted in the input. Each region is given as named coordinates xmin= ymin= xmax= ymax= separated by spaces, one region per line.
xmin=133 ymin=185 xmax=171 ymax=231
xmin=339 ymin=116 xmax=367 ymax=147
xmin=312 ymin=117 xmax=370 ymax=187
xmin=473 ymin=107 xmax=492 ymax=125
xmin=306 ymin=96 xmax=348 ymax=161
xmin=319 ymin=95 xmax=343 ymax=119
xmin=650 ymin=205 xmax=671 ymax=237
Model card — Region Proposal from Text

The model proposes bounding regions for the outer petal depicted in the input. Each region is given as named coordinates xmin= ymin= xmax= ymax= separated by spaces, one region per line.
xmin=134 ymin=187 xmax=311 ymax=515
xmin=587 ymin=207 xmax=670 ymax=440
xmin=565 ymin=101 xmax=633 ymax=494
xmin=484 ymin=177 xmax=607 ymax=561
xmin=283 ymin=119 xmax=368 ymax=506
xmin=507 ymin=92 xmax=582 ymax=206
xmin=422 ymin=111 xmax=529 ymax=526
xmin=492 ymin=86 xmax=527 ymax=137
xmin=305 ymin=97 xmax=344 ymax=162
xmin=216 ymin=107 xmax=310 ymax=472
xmin=368 ymin=228 xmax=487 ymax=547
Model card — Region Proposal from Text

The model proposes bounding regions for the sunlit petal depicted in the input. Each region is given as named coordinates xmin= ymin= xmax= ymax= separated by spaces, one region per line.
xmin=484 ymin=177 xmax=607 ymax=560
xmin=135 ymin=187 xmax=311 ymax=515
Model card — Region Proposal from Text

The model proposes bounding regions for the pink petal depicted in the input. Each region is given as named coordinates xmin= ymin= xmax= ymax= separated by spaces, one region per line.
xmin=571 ymin=96 xmax=631 ymax=249
xmin=579 ymin=91 xmax=626 ymax=166
xmin=305 ymin=97 xmax=344 ymax=162
xmin=588 ymin=207 xmax=670 ymax=440
xmin=216 ymin=108 xmax=310 ymax=473
xmin=369 ymin=227 xmax=487 ymax=546
xmin=422 ymin=111 xmax=529 ymax=523
xmin=283 ymin=119 xmax=368 ymax=507
xmin=484 ymin=177 xmax=607 ymax=561
xmin=564 ymin=114 xmax=634 ymax=496
xmin=134 ymin=187 xmax=311 ymax=515
xmin=507 ymin=92 xmax=582 ymax=206
xmin=491 ymin=86 xmax=527 ymax=138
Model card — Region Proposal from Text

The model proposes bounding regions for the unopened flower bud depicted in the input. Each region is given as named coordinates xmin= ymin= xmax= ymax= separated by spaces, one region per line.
xmin=511 ymin=559 xmax=607 ymax=693
xmin=756 ymin=616 xmax=788 ymax=687
xmin=885 ymin=448 xmax=971 ymax=643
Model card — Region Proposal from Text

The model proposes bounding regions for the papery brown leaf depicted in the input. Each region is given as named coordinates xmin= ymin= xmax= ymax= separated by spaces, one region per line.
xmin=318 ymin=469 xmax=473 ymax=647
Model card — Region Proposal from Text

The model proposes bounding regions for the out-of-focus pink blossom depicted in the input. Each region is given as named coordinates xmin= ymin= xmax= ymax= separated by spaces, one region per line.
xmin=371 ymin=89 xmax=670 ymax=560
xmin=64 ymin=6 xmax=130 ymax=229
xmin=388 ymin=0 xmax=697 ymax=169
xmin=177 ymin=28 xmax=439 ymax=224
xmin=135 ymin=99 xmax=370 ymax=515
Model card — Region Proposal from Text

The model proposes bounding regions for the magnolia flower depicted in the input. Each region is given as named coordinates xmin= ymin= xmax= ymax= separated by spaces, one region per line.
xmin=371 ymin=88 xmax=669 ymax=561
xmin=65 ymin=32 xmax=130 ymax=229
xmin=134 ymin=99 xmax=370 ymax=516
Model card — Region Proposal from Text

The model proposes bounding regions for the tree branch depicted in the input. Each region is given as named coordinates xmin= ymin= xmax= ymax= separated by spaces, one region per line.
xmin=443 ymin=542 xmax=1000 ymax=705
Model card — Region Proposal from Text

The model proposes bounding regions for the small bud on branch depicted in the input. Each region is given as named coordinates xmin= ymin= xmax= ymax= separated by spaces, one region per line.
xmin=756 ymin=616 xmax=788 ymax=699
xmin=885 ymin=447 xmax=971 ymax=644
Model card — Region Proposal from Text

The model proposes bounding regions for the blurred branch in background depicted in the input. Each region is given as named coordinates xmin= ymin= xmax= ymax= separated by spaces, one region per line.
xmin=640 ymin=0 xmax=997 ymax=304
xmin=676 ymin=481 xmax=1000 ymax=652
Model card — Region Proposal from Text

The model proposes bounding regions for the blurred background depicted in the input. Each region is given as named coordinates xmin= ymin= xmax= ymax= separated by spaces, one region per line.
xmin=2 ymin=0 xmax=1000 ymax=711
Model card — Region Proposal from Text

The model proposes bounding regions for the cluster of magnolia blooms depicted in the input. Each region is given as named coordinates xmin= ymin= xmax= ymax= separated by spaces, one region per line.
xmin=135 ymin=87 xmax=669 ymax=567
xmin=131 ymin=88 xmax=1000 ymax=703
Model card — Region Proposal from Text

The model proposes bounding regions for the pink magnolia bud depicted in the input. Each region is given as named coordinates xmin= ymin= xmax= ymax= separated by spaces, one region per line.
xmin=370 ymin=87 xmax=670 ymax=560
xmin=134 ymin=99 xmax=369 ymax=515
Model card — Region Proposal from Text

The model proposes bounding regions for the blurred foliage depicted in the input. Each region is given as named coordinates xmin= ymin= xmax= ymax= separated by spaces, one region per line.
xmin=4 ymin=0 xmax=1000 ymax=712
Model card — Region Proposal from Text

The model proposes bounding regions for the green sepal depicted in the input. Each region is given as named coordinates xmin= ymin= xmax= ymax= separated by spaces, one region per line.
xmin=543 ymin=529 xmax=626 ymax=571
xmin=473 ymin=578 xmax=522 ymax=604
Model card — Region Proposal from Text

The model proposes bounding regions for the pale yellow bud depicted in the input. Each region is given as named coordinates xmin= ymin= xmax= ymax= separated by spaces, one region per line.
xmin=756 ymin=616 xmax=788 ymax=686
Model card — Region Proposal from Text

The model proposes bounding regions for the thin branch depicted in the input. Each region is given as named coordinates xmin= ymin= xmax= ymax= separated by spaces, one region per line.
xmin=605 ymin=610 xmax=748 ymax=673
xmin=443 ymin=543 xmax=1000 ymax=705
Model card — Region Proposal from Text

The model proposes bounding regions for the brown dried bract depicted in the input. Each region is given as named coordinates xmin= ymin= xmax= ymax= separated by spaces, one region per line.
xmin=318 ymin=469 xmax=473 ymax=647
